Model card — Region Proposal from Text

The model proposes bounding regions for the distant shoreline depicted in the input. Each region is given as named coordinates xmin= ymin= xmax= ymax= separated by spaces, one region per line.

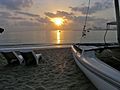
xmin=0 ymin=43 xmax=71 ymax=51
xmin=0 ymin=42 xmax=118 ymax=51
xmin=0 ymin=42 xmax=117 ymax=47
xmin=89 ymin=29 xmax=117 ymax=31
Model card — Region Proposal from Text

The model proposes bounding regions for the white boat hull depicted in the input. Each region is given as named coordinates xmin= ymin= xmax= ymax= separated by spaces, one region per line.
xmin=72 ymin=45 xmax=120 ymax=90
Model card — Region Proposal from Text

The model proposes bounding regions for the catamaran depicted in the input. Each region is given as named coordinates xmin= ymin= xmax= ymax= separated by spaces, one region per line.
xmin=72 ymin=0 xmax=120 ymax=90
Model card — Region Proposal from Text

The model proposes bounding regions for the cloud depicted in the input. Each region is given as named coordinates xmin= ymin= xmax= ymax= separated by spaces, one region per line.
xmin=0 ymin=11 xmax=11 ymax=18
xmin=0 ymin=11 xmax=48 ymax=31
xmin=70 ymin=0 xmax=113 ymax=14
xmin=0 ymin=0 xmax=33 ymax=10
xmin=75 ymin=15 xmax=108 ymax=25
xmin=45 ymin=11 xmax=74 ymax=18
xmin=17 ymin=21 xmax=40 ymax=26
xmin=14 ymin=11 xmax=50 ymax=24
xmin=36 ymin=17 xmax=49 ymax=24
xmin=0 ymin=11 xmax=26 ymax=20
xmin=0 ymin=11 xmax=49 ymax=27
xmin=15 ymin=11 xmax=49 ymax=24
xmin=44 ymin=11 xmax=75 ymax=25
xmin=63 ymin=14 xmax=109 ymax=29
xmin=15 ymin=11 xmax=40 ymax=17
xmin=44 ymin=10 xmax=110 ymax=29
xmin=0 ymin=9 xmax=111 ymax=31
xmin=9 ymin=17 xmax=26 ymax=20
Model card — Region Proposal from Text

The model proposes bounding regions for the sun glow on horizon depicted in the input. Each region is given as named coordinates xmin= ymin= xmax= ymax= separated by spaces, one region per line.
xmin=51 ymin=17 xmax=64 ymax=26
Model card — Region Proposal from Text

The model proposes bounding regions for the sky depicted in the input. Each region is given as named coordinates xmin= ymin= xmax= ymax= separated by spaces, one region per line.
xmin=0 ymin=0 xmax=117 ymax=31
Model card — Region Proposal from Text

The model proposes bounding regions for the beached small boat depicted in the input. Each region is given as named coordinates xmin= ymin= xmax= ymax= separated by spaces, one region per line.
xmin=72 ymin=0 xmax=120 ymax=90
xmin=72 ymin=44 xmax=120 ymax=90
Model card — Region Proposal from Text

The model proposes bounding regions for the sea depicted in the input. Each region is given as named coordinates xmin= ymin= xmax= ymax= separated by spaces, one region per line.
xmin=0 ymin=29 xmax=117 ymax=45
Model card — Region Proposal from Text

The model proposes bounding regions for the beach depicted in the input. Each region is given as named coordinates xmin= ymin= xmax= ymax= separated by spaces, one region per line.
xmin=0 ymin=47 xmax=97 ymax=90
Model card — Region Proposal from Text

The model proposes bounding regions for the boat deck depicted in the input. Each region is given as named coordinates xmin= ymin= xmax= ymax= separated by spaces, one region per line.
xmin=95 ymin=48 xmax=120 ymax=71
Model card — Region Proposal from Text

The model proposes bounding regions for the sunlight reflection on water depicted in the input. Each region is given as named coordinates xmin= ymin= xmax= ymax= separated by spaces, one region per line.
xmin=57 ymin=30 xmax=61 ymax=44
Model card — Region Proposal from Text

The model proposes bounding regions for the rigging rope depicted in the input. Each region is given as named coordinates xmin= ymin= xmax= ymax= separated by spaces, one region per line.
xmin=81 ymin=0 xmax=91 ymax=39
xmin=104 ymin=24 xmax=109 ymax=45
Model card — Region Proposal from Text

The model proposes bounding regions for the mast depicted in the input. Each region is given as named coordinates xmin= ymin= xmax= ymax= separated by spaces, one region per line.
xmin=114 ymin=0 xmax=120 ymax=44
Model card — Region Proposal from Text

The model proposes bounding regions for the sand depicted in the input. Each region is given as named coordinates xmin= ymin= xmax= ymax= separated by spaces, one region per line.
xmin=0 ymin=48 xmax=97 ymax=90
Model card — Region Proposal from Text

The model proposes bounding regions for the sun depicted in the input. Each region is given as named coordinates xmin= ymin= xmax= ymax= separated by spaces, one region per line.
xmin=51 ymin=17 xmax=64 ymax=26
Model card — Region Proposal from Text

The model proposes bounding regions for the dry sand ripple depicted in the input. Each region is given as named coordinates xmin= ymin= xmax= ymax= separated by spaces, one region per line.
xmin=0 ymin=48 xmax=97 ymax=90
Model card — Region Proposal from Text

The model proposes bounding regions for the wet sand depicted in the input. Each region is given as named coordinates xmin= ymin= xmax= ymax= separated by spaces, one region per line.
xmin=0 ymin=48 xmax=97 ymax=90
